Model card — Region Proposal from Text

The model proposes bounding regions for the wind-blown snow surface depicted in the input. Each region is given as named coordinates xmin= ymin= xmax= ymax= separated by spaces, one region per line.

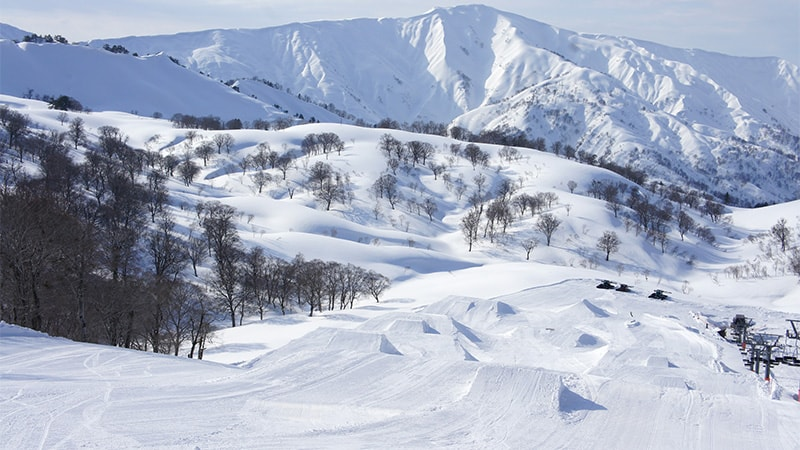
xmin=2 ymin=97 xmax=800 ymax=448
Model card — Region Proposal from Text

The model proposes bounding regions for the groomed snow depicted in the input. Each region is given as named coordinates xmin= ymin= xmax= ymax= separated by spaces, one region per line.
xmin=1 ymin=96 xmax=799 ymax=449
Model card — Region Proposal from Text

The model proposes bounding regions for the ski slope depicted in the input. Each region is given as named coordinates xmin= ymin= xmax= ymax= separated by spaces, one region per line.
xmin=2 ymin=275 xmax=799 ymax=449
xmin=1 ymin=96 xmax=799 ymax=448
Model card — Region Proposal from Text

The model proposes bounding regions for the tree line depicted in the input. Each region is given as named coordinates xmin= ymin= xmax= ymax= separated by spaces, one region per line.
xmin=0 ymin=113 xmax=389 ymax=359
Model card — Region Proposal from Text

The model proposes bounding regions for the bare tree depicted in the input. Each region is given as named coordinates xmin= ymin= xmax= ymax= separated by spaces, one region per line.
xmin=373 ymin=173 xmax=401 ymax=209
xmin=461 ymin=209 xmax=482 ymax=251
xmin=147 ymin=215 xmax=188 ymax=281
xmin=185 ymin=283 xmax=214 ymax=359
xmin=422 ymin=197 xmax=437 ymax=221
xmin=314 ymin=173 xmax=347 ymax=210
xmin=463 ymin=143 xmax=488 ymax=168
xmin=250 ymin=171 xmax=272 ymax=194
xmin=567 ymin=180 xmax=577 ymax=193
xmin=427 ymin=161 xmax=446 ymax=180
xmin=251 ymin=142 xmax=272 ymax=170
xmin=307 ymin=161 xmax=332 ymax=190
xmin=68 ymin=116 xmax=87 ymax=149
xmin=199 ymin=201 xmax=243 ymax=327
xmin=301 ymin=133 xmax=321 ymax=155
xmin=677 ymin=210 xmax=695 ymax=241
xmin=184 ymin=130 xmax=199 ymax=148
xmin=238 ymin=155 xmax=252 ymax=174
xmin=195 ymin=142 xmax=215 ymax=167
xmin=186 ymin=231 xmax=206 ymax=277
xmin=379 ymin=133 xmax=403 ymax=160
xmin=212 ymin=133 xmax=235 ymax=154
xmin=771 ymin=218 xmax=792 ymax=252
xmin=317 ymin=132 xmax=345 ymax=156
xmin=703 ymin=199 xmax=725 ymax=223
xmin=406 ymin=140 xmax=434 ymax=166
xmin=294 ymin=256 xmax=326 ymax=317
xmin=177 ymin=156 xmax=200 ymax=186
xmin=522 ymin=237 xmax=539 ymax=260
xmin=364 ymin=271 xmax=391 ymax=303
xmin=536 ymin=213 xmax=561 ymax=246
xmin=274 ymin=153 xmax=294 ymax=180
xmin=1 ymin=109 xmax=30 ymax=150
xmin=241 ymin=247 xmax=270 ymax=320
xmin=789 ymin=249 xmax=800 ymax=278
xmin=597 ymin=230 xmax=621 ymax=261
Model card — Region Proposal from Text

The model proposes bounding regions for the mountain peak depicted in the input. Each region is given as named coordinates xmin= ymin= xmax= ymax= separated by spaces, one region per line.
xmin=2 ymin=10 xmax=798 ymax=204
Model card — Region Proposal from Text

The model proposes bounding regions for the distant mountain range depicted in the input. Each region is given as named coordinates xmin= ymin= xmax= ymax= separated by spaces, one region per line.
xmin=1 ymin=5 xmax=798 ymax=204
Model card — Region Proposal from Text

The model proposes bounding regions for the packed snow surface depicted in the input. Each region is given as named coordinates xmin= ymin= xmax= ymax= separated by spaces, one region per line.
xmin=2 ymin=275 xmax=800 ymax=449
xmin=1 ymin=88 xmax=800 ymax=448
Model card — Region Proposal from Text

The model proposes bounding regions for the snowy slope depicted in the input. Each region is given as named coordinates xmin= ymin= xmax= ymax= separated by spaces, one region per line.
xmin=2 ymin=52 xmax=800 ymax=448
xmin=0 ymin=39 xmax=338 ymax=124
xmin=0 ymin=23 xmax=29 ymax=41
xmin=2 ymin=5 xmax=798 ymax=204
xmin=77 ymin=5 xmax=798 ymax=205
xmin=2 ymin=276 xmax=799 ymax=449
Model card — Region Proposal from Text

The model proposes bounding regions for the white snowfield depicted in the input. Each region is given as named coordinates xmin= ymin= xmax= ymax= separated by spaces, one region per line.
xmin=2 ymin=276 xmax=799 ymax=449
xmin=0 ymin=96 xmax=799 ymax=448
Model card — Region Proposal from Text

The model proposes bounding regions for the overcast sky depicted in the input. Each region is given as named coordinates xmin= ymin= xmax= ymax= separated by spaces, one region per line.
xmin=1 ymin=0 xmax=798 ymax=65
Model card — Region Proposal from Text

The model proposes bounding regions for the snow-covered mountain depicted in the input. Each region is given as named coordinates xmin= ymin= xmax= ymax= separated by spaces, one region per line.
xmin=2 ymin=5 xmax=798 ymax=204
xmin=0 ymin=38 xmax=342 ymax=125
xmin=78 ymin=5 xmax=799 ymax=204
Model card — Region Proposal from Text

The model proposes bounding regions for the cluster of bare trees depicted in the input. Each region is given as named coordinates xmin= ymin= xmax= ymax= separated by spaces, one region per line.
xmin=583 ymin=177 xmax=724 ymax=253
xmin=302 ymin=161 xmax=351 ymax=210
xmin=0 ymin=120 xmax=219 ymax=357
xmin=460 ymin=183 xmax=562 ymax=252
xmin=0 ymin=117 xmax=389 ymax=359
xmin=301 ymin=132 xmax=345 ymax=157
xmin=194 ymin=200 xmax=390 ymax=324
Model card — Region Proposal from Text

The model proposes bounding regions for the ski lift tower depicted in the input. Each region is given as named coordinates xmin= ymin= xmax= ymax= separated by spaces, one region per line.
xmin=747 ymin=333 xmax=783 ymax=381
xmin=785 ymin=320 xmax=800 ymax=401
xmin=730 ymin=314 xmax=754 ymax=348
xmin=783 ymin=319 xmax=800 ymax=366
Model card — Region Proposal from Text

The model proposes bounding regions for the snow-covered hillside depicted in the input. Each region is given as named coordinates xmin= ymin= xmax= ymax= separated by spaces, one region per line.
xmin=0 ymin=39 xmax=341 ymax=125
xmin=1 ymin=95 xmax=799 ymax=449
xmin=2 ymin=6 xmax=798 ymax=204
xmin=75 ymin=4 xmax=800 ymax=204
xmin=3 ymin=276 xmax=799 ymax=449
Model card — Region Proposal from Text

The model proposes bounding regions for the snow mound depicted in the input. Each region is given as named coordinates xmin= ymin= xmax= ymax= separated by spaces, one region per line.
xmin=580 ymin=299 xmax=610 ymax=318
xmin=386 ymin=318 xmax=439 ymax=335
xmin=355 ymin=313 xmax=480 ymax=361
xmin=423 ymin=296 xmax=517 ymax=327
xmin=462 ymin=365 xmax=604 ymax=424
xmin=463 ymin=365 xmax=563 ymax=413
xmin=575 ymin=333 xmax=605 ymax=348
xmin=557 ymin=383 xmax=606 ymax=414
xmin=325 ymin=329 xmax=402 ymax=356
xmin=0 ymin=321 xmax=50 ymax=339
xmin=646 ymin=355 xmax=672 ymax=368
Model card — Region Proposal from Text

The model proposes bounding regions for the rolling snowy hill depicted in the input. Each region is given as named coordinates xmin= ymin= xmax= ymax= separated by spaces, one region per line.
xmin=2 ymin=4 xmax=800 ymax=447
xmin=1 ymin=95 xmax=799 ymax=448
xmin=2 ymin=6 xmax=798 ymax=204
xmin=78 ymin=4 xmax=800 ymax=204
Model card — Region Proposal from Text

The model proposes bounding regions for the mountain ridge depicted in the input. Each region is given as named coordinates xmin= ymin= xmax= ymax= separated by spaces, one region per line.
xmin=1 ymin=4 xmax=798 ymax=204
